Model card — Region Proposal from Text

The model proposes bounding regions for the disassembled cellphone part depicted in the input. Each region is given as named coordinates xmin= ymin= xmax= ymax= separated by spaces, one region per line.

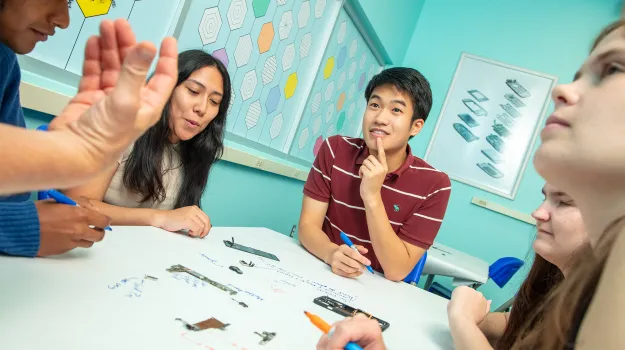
xmin=144 ymin=275 xmax=158 ymax=281
xmin=240 ymin=260 xmax=256 ymax=267
xmin=254 ymin=331 xmax=276 ymax=345
xmin=167 ymin=264 xmax=238 ymax=295
xmin=229 ymin=266 xmax=243 ymax=274
xmin=176 ymin=317 xmax=230 ymax=331
xmin=231 ymin=298 xmax=248 ymax=308
xmin=223 ymin=237 xmax=280 ymax=261
xmin=313 ymin=296 xmax=390 ymax=331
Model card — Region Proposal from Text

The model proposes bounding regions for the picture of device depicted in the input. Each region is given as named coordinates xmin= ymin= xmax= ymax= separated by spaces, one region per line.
xmin=500 ymin=103 xmax=521 ymax=118
xmin=496 ymin=113 xmax=515 ymax=128
xmin=477 ymin=162 xmax=504 ymax=178
xmin=486 ymin=134 xmax=505 ymax=153
xmin=313 ymin=296 xmax=390 ymax=331
xmin=223 ymin=237 xmax=280 ymax=261
xmin=492 ymin=121 xmax=511 ymax=138
xmin=453 ymin=123 xmax=479 ymax=142
xmin=506 ymin=79 xmax=531 ymax=98
xmin=504 ymin=93 xmax=526 ymax=108
xmin=462 ymin=98 xmax=488 ymax=116
xmin=481 ymin=149 xmax=503 ymax=164
xmin=458 ymin=113 xmax=479 ymax=127
xmin=468 ymin=89 xmax=489 ymax=102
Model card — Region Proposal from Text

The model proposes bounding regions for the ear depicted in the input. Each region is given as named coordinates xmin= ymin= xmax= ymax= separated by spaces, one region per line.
xmin=410 ymin=118 xmax=424 ymax=137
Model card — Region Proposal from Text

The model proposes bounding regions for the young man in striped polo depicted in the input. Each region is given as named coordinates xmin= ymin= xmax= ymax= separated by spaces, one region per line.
xmin=298 ymin=67 xmax=451 ymax=281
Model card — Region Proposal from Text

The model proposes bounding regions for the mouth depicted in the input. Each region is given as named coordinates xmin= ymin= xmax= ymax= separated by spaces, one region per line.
xmin=369 ymin=128 xmax=389 ymax=138
xmin=537 ymin=228 xmax=554 ymax=236
xmin=31 ymin=29 xmax=53 ymax=42
xmin=544 ymin=114 xmax=570 ymax=128
xmin=184 ymin=118 xmax=200 ymax=128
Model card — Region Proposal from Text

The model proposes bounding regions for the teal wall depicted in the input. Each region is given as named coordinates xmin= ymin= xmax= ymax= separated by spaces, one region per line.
xmin=358 ymin=0 xmax=426 ymax=64
xmin=403 ymin=0 xmax=619 ymax=308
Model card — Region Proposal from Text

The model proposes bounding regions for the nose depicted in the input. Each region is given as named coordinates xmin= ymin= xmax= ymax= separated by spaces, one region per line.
xmin=551 ymin=82 xmax=580 ymax=109
xmin=531 ymin=202 xmax=551 ymax=224
xmin=52 ymin=1 xmax=70 ymax=29
xmin=373 ymin=110 xmax=389 ymax=126
xmin=194 ymin=100 xmax=208 ymax=117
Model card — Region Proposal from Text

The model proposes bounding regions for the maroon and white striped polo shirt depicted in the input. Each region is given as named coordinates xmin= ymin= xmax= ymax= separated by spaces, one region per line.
xmin=303 ymin=135 xmax=452 ymax=273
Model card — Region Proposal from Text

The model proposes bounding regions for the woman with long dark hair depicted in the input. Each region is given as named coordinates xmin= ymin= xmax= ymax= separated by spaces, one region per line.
xmin=315 ymin=184 xmax=589 ymax=350
xmin=65 ymin=49 xmax=231 ymax=238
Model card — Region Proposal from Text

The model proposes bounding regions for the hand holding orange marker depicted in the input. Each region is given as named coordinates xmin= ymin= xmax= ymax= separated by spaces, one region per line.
xmin=305 ymin=311 xmax=363 ymax=350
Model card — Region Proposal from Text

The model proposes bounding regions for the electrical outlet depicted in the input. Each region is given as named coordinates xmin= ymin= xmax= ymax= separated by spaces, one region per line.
xmin=255 ymin=159 xmax=264 ymax=168
xmin=478 ymin=199 xmax=488 ymax=206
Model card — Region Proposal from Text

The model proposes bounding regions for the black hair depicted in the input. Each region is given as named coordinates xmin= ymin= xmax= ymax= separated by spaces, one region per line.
xmin=1 ymin=0 xmax=74 ymax=9
xmin=364 ymin=67 xmax=433 ymax=123
xmin=123 ymin=50 xmax=231 ymax=209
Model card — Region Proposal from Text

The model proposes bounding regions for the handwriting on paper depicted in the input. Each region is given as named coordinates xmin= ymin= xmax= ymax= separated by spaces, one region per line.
xmin=180 ymin=332 xmax=249 ymax=350
xmin=200 ymin=253 xmax=224 ymax=267
xmin=172 ymin=272 xmax=208 ymax=288
xmin=227 ymin=284 xmax=264 ymax=301
xmin=263 ymin=263 xmax=357 ymax=304
xmin=108 ymin=277 xmax=145 ymax=298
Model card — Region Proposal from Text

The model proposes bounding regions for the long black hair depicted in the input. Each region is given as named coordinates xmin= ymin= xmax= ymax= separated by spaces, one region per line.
xmin=123 ymin=49 xmax=231 ymax=209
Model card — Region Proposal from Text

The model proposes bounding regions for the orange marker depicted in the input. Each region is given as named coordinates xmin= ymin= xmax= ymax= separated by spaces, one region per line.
xmin=304 ymin=311 xmax=363 ymax=350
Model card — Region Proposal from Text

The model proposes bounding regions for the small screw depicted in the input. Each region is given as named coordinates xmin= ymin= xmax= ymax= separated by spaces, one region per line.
xmin=144 ymin=275 xmax=158 ymax=281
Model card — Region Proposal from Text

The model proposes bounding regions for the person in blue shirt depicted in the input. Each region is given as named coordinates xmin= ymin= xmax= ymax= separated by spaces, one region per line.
xmin=0 ymin=0 xmax=179 ymax=256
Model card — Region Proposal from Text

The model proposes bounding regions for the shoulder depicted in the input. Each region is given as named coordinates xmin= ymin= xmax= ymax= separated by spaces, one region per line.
xmin=327 ymin=134 xmax=364 ymax=156
xmin=0 ymin=44 xmax=19 ymax=80
xmin=407 ymin=156 xmax=452 ymax=188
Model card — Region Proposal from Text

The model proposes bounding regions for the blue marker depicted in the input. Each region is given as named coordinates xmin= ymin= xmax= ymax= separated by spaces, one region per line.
xmin=339 ymin=232 xmax=374 ymax=274
xmin=43 ymin=189 xmax=112 ymax=231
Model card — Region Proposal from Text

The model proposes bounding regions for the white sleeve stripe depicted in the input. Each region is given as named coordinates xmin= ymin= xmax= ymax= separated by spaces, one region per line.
xmin=409 ymin=166 xmax=440 ymax=172
xmin=312 ymin=165 xmax=331 ymax=181
xmin=427 ymin=187 xmax=451 ymax=197
xmin=382 ymin=185 xmax=426 ymax=199
xmin=325 ymin=138 xmax=335 ymax=159
xmin=413 ymin=212 xmax=443 ymax=222
xmin=331 ymin=196 xmax=365 ymax=210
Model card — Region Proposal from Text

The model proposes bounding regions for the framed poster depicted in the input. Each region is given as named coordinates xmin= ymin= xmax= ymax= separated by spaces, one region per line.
xmin=424 ymin=53 xmax=557 ymax=199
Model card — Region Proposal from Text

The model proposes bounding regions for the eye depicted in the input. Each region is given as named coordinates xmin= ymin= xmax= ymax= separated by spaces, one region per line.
xmin=210 ymin=99 xmax=221 ymax=106
xmin=187 ymin=87 xmax=199 ymax=95
xmin=392 ymin=108 xmax=403 ymax=113
xmin=369 ymin=102 xmax=380 ymax=108
xmin=600 ymin=63 xmax=623 ymax=79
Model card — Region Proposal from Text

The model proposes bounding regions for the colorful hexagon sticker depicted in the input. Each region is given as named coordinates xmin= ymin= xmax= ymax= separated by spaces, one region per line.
xmin=279 ymin=11 xmax=293 ymax=40
xmin=349 ymin=61 xmax=357 ymax=79
xmin=337 ymin=21 xmax=347 ymax=44
xmin=323 ymin=57 xmax=334 ymax=79
xmin=313 ymin=136 xmax=324 ymax=156
xmin=199 ymin=7 xmax=221 ymax=45
xmin=298 ymin=1 xmax=310 ymax=28
xmin=337 ymin=46 xmax=347 ymax=69
xmin=235 ymin=34 xmax=253 ymax=67
xmin=241 ymin=70 xmax=258 ymax=101
xmin=336 ymin=111 xmax=346 ymax=131
xmin=349 ymin=39 xmax=358 ymax=58
xmin=299 ymin=127 xmax=310 ymax=149
xmin=301 ymin=33 xmax=312 ymax=59
xmin=270 ymin=114 xmax=283 ymax=139
xmin=313 ymin=115 xmax=322 ymax=134
xmin=326 ymin=103 xmax=334 ymax=122
xmin=77 ymin=0 xmax=112 ymax=18
xmin=311 ymin=91 xmax=321 ymax=114
xmin=325 ymin=81 xmax=335 ymax=101
xmin=337 ymin=92 xmax=346 ymax=111
xmin=358 ymin=72 xmax=367 ymax=91
xmin=252 ymin=0 xmax=270 ymax=18
xmin=266 ymin=86 xmax=281 ymax=114
xmin=314 ymin=0 xmax=326 ymax=18
xmin=282 ymin=43 xmax=295 ymax=71
xmin=212 ymin=48 xmax=229 ymax=68
xmin=245 ymin=100 xmax=262 ymax=129
xmin=258 ymin=22 xmax=274 ymax=54
xmin=338 ymin=71 xmax=346 ymax=90
xmin=262 ymin=55 xmax=277 ymax=85
xmin=285 ymin=73 xmax=298 ymax=99
xmin=227 ymin=0 xmax=247 ymax=30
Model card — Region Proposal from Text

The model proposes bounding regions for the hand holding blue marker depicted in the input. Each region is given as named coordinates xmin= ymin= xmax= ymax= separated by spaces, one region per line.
xmin=43 ymin=189 xmax=112 ymax=231
xmin=340 ymin=232 xmax=374 ymax=274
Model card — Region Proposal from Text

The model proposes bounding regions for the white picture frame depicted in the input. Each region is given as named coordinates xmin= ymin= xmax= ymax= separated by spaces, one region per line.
xmin=424 ymin=53 xmax=558 ymax=199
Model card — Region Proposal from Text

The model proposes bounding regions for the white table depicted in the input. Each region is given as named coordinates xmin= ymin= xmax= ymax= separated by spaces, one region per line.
xmin=423 ymin=243 xmax=490 ymax=290
xmin=0 ymin=226 xmax=454 ymax=350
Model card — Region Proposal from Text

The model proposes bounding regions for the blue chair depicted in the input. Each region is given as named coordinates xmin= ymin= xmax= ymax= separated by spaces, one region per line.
xmin=489 ymin=257 xmax=524 ymax=288
xmin=404 ymin=251 xmax=427 ymax=285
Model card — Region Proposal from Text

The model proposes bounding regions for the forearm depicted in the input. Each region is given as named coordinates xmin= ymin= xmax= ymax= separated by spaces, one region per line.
xmin=478 ymin=312 xmax=508 ymax=346
xmin=449 ymin=316 xmax=495 ymax=350
xmin=0 ymin=126 xmax=104 ymax=194
xmin=363 ymin=194 xmax=416 ymax=280
xmin=298 ymin=222 xmax=338 ymax=264
xmin=89 ymin=201 xmax=160 ymax=226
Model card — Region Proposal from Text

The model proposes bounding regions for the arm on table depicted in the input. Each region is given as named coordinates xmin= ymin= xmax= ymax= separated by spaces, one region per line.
xmin=478 ymin=312 xmax=509 ymax=346
xmin=298 ymin=195 xmax=336 ymax=263
xmin=64 ymin=163 xmax=210 ymax=237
